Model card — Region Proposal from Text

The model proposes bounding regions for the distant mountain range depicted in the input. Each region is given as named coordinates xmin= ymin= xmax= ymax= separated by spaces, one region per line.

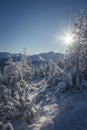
xmin=31 ymin=51 xmax=64 ymax=63
xmin=0 ymin=51 xmax=64 ymax=71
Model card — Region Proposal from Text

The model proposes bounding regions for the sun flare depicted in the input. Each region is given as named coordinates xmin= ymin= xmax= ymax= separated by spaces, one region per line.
xmin=54 ymin=31 xmax=74 ymax=46
xmin=63 ymin=35 xmax=74 ymax=45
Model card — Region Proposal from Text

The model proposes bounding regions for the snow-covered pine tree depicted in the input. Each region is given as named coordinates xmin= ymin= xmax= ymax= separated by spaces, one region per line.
xmin=19 ymin=49 xmax=32 ymax=80
xmin=65 ymin=10 xmax=87 ymax=89
xmin=0 ymin=51 xmax=40 ymax=125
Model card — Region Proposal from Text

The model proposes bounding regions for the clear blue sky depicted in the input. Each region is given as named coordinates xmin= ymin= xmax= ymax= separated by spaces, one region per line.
xmin=0 ymin=0 xmax=87 ymax=54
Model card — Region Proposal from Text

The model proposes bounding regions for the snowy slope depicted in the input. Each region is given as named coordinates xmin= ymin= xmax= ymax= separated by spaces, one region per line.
xmin=1 ymin=51 xmax=87 ymax=130
xmin=31 ymin=51 xmax=64 ymax=63
xmin=11 ymin=79 xmax=87 ymax=130
xmin=0 ymin=51 xmax=63 ymax=61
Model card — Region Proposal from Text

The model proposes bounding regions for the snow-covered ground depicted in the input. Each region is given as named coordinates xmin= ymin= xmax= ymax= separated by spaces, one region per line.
xmin=12 ymin=79 xmax=87 ymax=130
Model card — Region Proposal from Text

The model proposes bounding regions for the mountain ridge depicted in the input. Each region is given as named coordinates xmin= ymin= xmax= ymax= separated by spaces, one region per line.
xmin=0 ymin=51 xmax=64 ymax=71
xmin=0 ymin=51 xmax=64 ymax=61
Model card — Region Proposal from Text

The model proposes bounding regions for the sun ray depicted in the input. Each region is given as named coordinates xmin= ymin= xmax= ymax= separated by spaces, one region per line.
xmin=53 ymin=31 xmax=74 ymax=46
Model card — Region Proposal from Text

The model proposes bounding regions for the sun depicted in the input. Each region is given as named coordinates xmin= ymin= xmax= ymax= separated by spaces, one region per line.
xmin=63 ymin=35 xmax=74 ymax=45
xmin=54 ymin=32 xmax=74 ymax=46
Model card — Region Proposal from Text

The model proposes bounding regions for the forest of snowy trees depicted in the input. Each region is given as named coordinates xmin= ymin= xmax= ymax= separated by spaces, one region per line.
xmin=0 ymin=12 xmax=87 ymax=130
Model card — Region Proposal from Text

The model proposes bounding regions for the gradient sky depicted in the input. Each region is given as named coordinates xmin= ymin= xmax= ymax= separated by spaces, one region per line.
xmin=0 ymin=0 xmax=87 ymax=54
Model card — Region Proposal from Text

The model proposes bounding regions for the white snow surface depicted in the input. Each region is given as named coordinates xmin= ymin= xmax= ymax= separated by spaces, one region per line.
xmin=11 ymin=79 xmax=87 ymax=130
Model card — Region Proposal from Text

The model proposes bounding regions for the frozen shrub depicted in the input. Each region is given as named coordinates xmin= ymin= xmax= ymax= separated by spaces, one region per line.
xmin=5 ymin=110 xmax=22 ymax=121
xmin=24 ymin=105 xmax=41 ymax=124
xmin=0 ymin=122 xmax=3 ymax=130
xmin=24 ymin=111 xmax=34 ymax=124
xmin=56 ymin=82 xmax=69 ymax=94
xmin=3 ymin=123 xmax=14 ymax=130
